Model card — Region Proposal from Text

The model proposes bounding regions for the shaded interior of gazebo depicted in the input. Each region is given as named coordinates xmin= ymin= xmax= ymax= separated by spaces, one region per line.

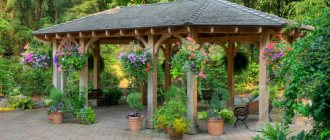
xmin=33 ymin=0 xmax=304 ymax=134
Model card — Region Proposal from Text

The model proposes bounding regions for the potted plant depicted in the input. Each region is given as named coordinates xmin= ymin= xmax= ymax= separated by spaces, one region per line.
xmin=47 ymin=88 xmax=65 ymax=124
xmin=198 ymin=90 xmax=234 ymax=136
xmin=126 ymin=92 xmax=144 ymax=132
xmin=153 ymin=86 xmax=187 ymax=133
xmin=77 ymin=107 xmax=96 ymax=125
xmin=199 ymin=109 xmax=234 ymax=136
xmin=153 ymin=99 xmax=188 ymax=139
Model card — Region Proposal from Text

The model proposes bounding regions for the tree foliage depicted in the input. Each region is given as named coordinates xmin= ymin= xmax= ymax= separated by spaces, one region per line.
xmin=276 ymin=0 xmax=330 ymax=139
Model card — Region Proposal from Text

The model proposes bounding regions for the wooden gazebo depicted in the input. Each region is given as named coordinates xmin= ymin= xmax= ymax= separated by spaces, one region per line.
xmin=33 ymin=0 xmax=303 ymax=133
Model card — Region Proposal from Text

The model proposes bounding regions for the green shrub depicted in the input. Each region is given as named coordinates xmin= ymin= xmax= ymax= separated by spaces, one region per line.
xmin=219 ymin=109 xmax=234 ymax=124
xmin=253 ymin=123 xmax=289 ymax=140
xmin=103 ymin=87 xmax=122 ymax=105
xmin=164 ymin=86 xmax=186 ymax=104
xmin=49 ymin=88 xmax=63 ymax=105
xmin=78 ymin=107 xmax=96 ymax=125
xmin=8 ymin=96 xmax=34 ymax=110
xmin=153 ymin=99 xmax=188 ymax=132
xmin=126 ymin=92 xmax=144 ymax=116
xmin=70 ymin=97 xmax=85 ymax=117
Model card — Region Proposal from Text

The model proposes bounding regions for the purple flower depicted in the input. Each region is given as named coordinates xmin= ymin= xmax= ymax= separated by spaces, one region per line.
xmin=127 ymin=53 xmax=137 ymax=64
xmin=41 ymin=55 xmax=46 ymax=60
xmin=26 ymin=53 xmax=34 ymax=60
xmin=140 ymin=52 xmax=147 ymax=64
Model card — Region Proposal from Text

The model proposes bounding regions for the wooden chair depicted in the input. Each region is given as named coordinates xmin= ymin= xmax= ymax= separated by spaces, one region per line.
xmin=234 ymin=100 xmax=273 ymax=129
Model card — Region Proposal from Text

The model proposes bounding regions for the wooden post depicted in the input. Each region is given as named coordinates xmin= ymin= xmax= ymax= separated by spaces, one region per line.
xmin=256 ymin=33 xmax=270 ymax=130
xmin=52 ymin=39 xmax=61 ymax=89
xmin=145 ymin=35 xmax=158 ymax=129
xmin=226 ymin=43 xmax=235 ymax=109
xmin=164 ymin=44 xmax=172 ymax=90
xmin=79 ymin=39 xmax=89 ymax=106
xmin=93 ymin=43 xmax=101 ymax=90
xmin=187 ymin=29 xmax=199 ymax=134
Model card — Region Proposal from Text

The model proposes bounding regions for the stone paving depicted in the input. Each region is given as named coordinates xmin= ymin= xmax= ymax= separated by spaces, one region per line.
xmin=0 ymin=105 xmax=310 ymax=140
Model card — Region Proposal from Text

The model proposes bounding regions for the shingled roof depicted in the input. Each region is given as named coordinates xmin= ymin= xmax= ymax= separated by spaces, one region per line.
xmin=33 ymin=0 xmax=290 ymax=35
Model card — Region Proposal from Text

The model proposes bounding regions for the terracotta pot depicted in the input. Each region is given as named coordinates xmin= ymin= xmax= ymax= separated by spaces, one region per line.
xmin=52 ymin=111 xmax=63 ymax=124
xmin=128 ymin=116 xmax=142 ymax=132
xmin=207 ymin=118 xmax=224 ymax=136
xmin=32 ymin=95 xmax=42 ymax=102
xmin=162 ymin=126 xmax=168 ymax=133
xmin=167 ymin=128 xmax=183 ymax=140
xmin=48 ymin=113 xmax=53 ymax=120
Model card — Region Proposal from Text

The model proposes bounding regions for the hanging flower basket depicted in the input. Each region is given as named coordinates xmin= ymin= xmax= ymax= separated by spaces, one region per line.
xmin=262 ymin=34 xmax=293 ymax=77
xmin=118 ymin=49 xmax=153 ymax=83
xmin=20 ymin=44 xmax=51 ymax=69
xmin=54 ymin=40 xmax=87 ymax=72
xmin=171 ymin=37 xmax=209 ymax=79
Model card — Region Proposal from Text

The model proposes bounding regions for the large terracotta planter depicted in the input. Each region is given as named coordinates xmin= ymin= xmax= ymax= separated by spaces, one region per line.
xmin=207 ymin=118 xmax=224 ymax=136
xmin=52 ymin=111 xmax=63 ymax=124
xmin=168 ymin=128 xmax=183 ymax=140
xmin=128 ymin=116 xmax=142 ymax=132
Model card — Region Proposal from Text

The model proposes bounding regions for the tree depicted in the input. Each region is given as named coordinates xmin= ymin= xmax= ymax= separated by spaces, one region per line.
xmin=277 ymin=0 xmax=330 ymax=139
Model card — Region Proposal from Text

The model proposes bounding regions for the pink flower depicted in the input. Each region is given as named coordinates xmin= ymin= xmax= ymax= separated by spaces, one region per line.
xmin=186 ymin=36 xmax=194 ymax=42
xmin=198 ymin=70 xmax=206 ymax=79
xmin=178 ymin=77 xmax=182 ymax=81
xmin=203 ymin=52 xmax=207 ymax=56
xmin=190 ymin=53 xmax=195 ymax=57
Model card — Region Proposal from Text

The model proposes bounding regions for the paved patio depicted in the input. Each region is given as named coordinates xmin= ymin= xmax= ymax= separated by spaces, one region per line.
xmin=0 ymin=105 xmax=310 ymax=140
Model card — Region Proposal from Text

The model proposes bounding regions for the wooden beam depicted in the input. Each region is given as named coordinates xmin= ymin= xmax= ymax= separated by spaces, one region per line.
xmin=234 ymin=27 xmax=239 ymax=33
xmin=135 ymin=35 xmax=148 ymax=47
xmin=187 ymin=26 xmax=191 ymax=33
xmin=168 ymin=27 xmax=172 ymax=34
xmin=79 ymin=32 xmax=89 ymax=38
xmin=258 ymin=27 xmax=263 ymax=34
xmin=154 ymin=34 xmax=172 ymax=54
xmin=210 ymin=27 xmax=214 ymax=33
xmin=119 ymin=30 xmax=124 ymax=36
xmin=135 ymin=29 xmax=140 ymax=35
xmin=45 ymin=34 xmax=50 ymax=40
xmin=92 ymin=31 xmax=97 ymax=37
xmin=150 ymin=28 xmax=155 ymax=35
xmin=56 ymin=34 xmax=62 ymax=40
xmin=105 ymin=30 xmax=110 ymax=37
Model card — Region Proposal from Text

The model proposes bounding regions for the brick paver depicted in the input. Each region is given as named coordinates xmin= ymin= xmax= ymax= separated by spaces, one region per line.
xmin=0 ymin=105 xmax=271 ymax=140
